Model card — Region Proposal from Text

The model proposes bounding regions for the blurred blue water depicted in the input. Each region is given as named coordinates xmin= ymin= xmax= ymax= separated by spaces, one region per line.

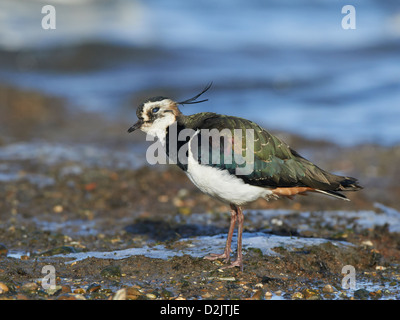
xmin=0 ymin=0 xmax=399 ymax=146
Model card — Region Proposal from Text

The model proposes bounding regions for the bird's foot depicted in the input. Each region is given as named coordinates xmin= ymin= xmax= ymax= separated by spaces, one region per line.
xmin=203 ymin=252 xmax=230 ymax=264
xmin=220 ymin=259 xmax=243 ymax=271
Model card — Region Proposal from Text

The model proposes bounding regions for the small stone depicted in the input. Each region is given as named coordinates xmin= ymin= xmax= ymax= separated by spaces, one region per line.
xmin=157 ymin=195 xmax=169 ymax=203
xmin=40 ymin=246 xmax=77 ymax=256
xmin=53 ymin=205 xmax=63 ymax=213
xmin=382 ymin=289 xmax=391 ymax=296
xmin=21 ymin=282 xmax=39 ymax=292
xmin=57 ymin=294 xmax=78 ymax=300
xmin=100 ymin=265 xmax=121 ymax=279
xmin=126 ymin=288 xmax=141 ymax=300
xmin=0 ymin=244 xmax=8 ymax=257
xmin=177 ymin=188 xmax=189 ymax=198
xmin=322 ymin=284 xmax=334 ymax=293
xmin=354 ymin=289 xmax=370 ymax=300
xmin=126 ymin=287 xmax=141 ymax=297
xmin=74 ymin=288 xmax=86 ymax=294
xmin=275 ymin=290 xmax=282 ymax=296
xmin=46 ymin=285 xmax=62 ymax=296
xmin=361 ymin=240 xmax=373 ymax=247
xmin=369 ymin=290 xmax=383 ymax=299
xmin=113 ymin=288 xmax=126 ymax=300
xmin=161 ymin=289 xmax=173 ymax=299
xmin=291 ymin=292 xmax=303 ymax=300
xmin=146 ymin=293 xmax=157 ymax=299
xmin=87 ymin=283 xmax=101 ymax=293
xmin=178 ymin=207 xmax=191 ymax=215
xmin=61 ymin=285 xmax=72 ymax=293
xmin=218 ymin=277 xmax=236 ymax=281
xmin=0 ymin=282 xmax=9 ymax=294
xmin=249 ymin=290 xmax=263 ymax=300
xmin=302 ymin=288 xmax=320 ymax=300
xmin=264 ymin=291 xmax=273 ymax=298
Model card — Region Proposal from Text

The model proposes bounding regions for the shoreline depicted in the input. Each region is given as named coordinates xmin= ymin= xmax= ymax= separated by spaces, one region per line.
xmin=0 ymin=83 xmax=399 ymax=300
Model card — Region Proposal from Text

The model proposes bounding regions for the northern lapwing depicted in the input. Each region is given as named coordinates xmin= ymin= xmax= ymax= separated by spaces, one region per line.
xmin=128 ymin=83 xmax=362 ymax=270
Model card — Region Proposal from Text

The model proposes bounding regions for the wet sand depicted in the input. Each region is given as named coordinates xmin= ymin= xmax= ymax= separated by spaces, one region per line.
xmin=0 ymin=84 xmax=399 ymax=300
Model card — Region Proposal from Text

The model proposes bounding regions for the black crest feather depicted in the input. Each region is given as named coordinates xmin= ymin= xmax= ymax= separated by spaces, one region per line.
xmin=177 ymin=82 xmax=213 ymax=105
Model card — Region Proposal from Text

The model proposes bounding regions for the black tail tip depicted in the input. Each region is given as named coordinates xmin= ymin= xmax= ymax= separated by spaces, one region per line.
xmin=341 ymin=177 xmax=363 ymax=191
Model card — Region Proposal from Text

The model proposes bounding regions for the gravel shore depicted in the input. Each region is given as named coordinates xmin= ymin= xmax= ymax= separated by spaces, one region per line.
xmin=0 ymin=85 xmax=399 ymax=300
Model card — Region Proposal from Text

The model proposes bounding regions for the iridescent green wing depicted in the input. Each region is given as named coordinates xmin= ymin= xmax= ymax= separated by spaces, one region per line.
xmin=187 ymin=113 xmax=340 ymax=190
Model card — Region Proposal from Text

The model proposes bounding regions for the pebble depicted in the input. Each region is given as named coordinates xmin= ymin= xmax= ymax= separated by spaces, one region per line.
xmin=322 ymin=284 xmax=334 ymax=293
xmin=100 ymin=265 xmax=121 ymax=279
xmin=206 ymin=277 xmax=236 ymax=281
xmin=361 ymin=240 xmax=374 ymax=247
xmin=369 ymin=290 xmax=383 ymax=299
xmin=178 ymin=207 xmax=191 ymax=215
xmin=248 ymin=290 xmax=263 ymax=300
xmin=354 ymin=288 xmax=370 ymax=300
xmin=126 ymin=287 xmax=141 ymax=300
xmin=57 ymin=294 xmax=78 ymax=300
xmin=0 ymin=244 xmax=8 ymax=256
xmin=53 ymin=205 xmax=63 ymax=213
xmin=21 ymin=282 xmax=39 ymax=292
xmin=0 ymin=282 xmax=9 ymax=294
xmin=161 ymin=289 xmax=173 ymax=299
xmin=40 ymin=246 xmax=77 ymax=256
xmin=264 ymin=291 xmax=273 ymax=298
xmin=291 ymin=292 xmax=303 ymax=300
xmin=74 ymin=288 xmax=86 ymax=294
xmin=61 ymin=285 xmax=72 ymax=293
xmin=146 ymin=293 xmax=157 ymax=299
xmin=46 ymin=285 xmax=63 ymax=296
xmin=113 ymin=288 xmax=126 ymax=300
xmin=301 ymin=288 xmax=320 ymax=300
xmin=87 ymin=283 xmax=101 ymax=293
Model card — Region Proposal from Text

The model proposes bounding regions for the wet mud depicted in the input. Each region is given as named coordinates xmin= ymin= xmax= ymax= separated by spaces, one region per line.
xmin=0 ymin=85 xmax=400 ymax=300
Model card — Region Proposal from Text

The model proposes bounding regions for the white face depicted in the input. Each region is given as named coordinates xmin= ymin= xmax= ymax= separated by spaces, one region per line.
xmin=139 ymin=99 xmax=178 ymax=141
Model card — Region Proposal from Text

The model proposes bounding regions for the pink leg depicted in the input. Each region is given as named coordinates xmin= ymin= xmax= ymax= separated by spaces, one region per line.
xmin=204 ymin=204 xmax=237 ymax=263
xmin=221 ymin=205 xmax=244 ymax=271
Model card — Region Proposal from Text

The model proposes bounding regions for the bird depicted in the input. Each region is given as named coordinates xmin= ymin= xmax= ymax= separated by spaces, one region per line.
xmin=127 ymin=83 xmax=362 ymax=270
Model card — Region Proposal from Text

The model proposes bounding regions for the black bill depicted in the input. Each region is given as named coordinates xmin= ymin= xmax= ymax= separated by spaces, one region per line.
xmin=127 ymin=120 xmax=143 ymax=133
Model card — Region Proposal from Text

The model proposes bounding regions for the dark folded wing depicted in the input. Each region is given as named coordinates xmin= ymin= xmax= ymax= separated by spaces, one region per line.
xmin=190 ymin=114 xmax=360 ymax=193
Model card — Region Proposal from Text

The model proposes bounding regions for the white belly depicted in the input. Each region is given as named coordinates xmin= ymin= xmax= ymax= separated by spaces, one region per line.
xmin=186 ymin=143 xmax=275 ymax=206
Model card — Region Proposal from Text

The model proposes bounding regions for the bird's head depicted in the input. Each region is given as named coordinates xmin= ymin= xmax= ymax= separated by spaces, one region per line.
xmin=128 ymin=83 xmax=212 ymax=136
xmin=127 ymin=97 xmax=180 ymax=135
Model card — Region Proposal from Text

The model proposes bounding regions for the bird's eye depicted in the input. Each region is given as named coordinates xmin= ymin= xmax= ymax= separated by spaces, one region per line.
xmin=152 ymin=107 xmax=160 ymax=113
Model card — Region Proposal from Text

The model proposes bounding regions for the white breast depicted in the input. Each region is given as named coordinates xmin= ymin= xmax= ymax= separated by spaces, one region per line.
xmin=185 ymin=132 xmax=275 ymax=205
